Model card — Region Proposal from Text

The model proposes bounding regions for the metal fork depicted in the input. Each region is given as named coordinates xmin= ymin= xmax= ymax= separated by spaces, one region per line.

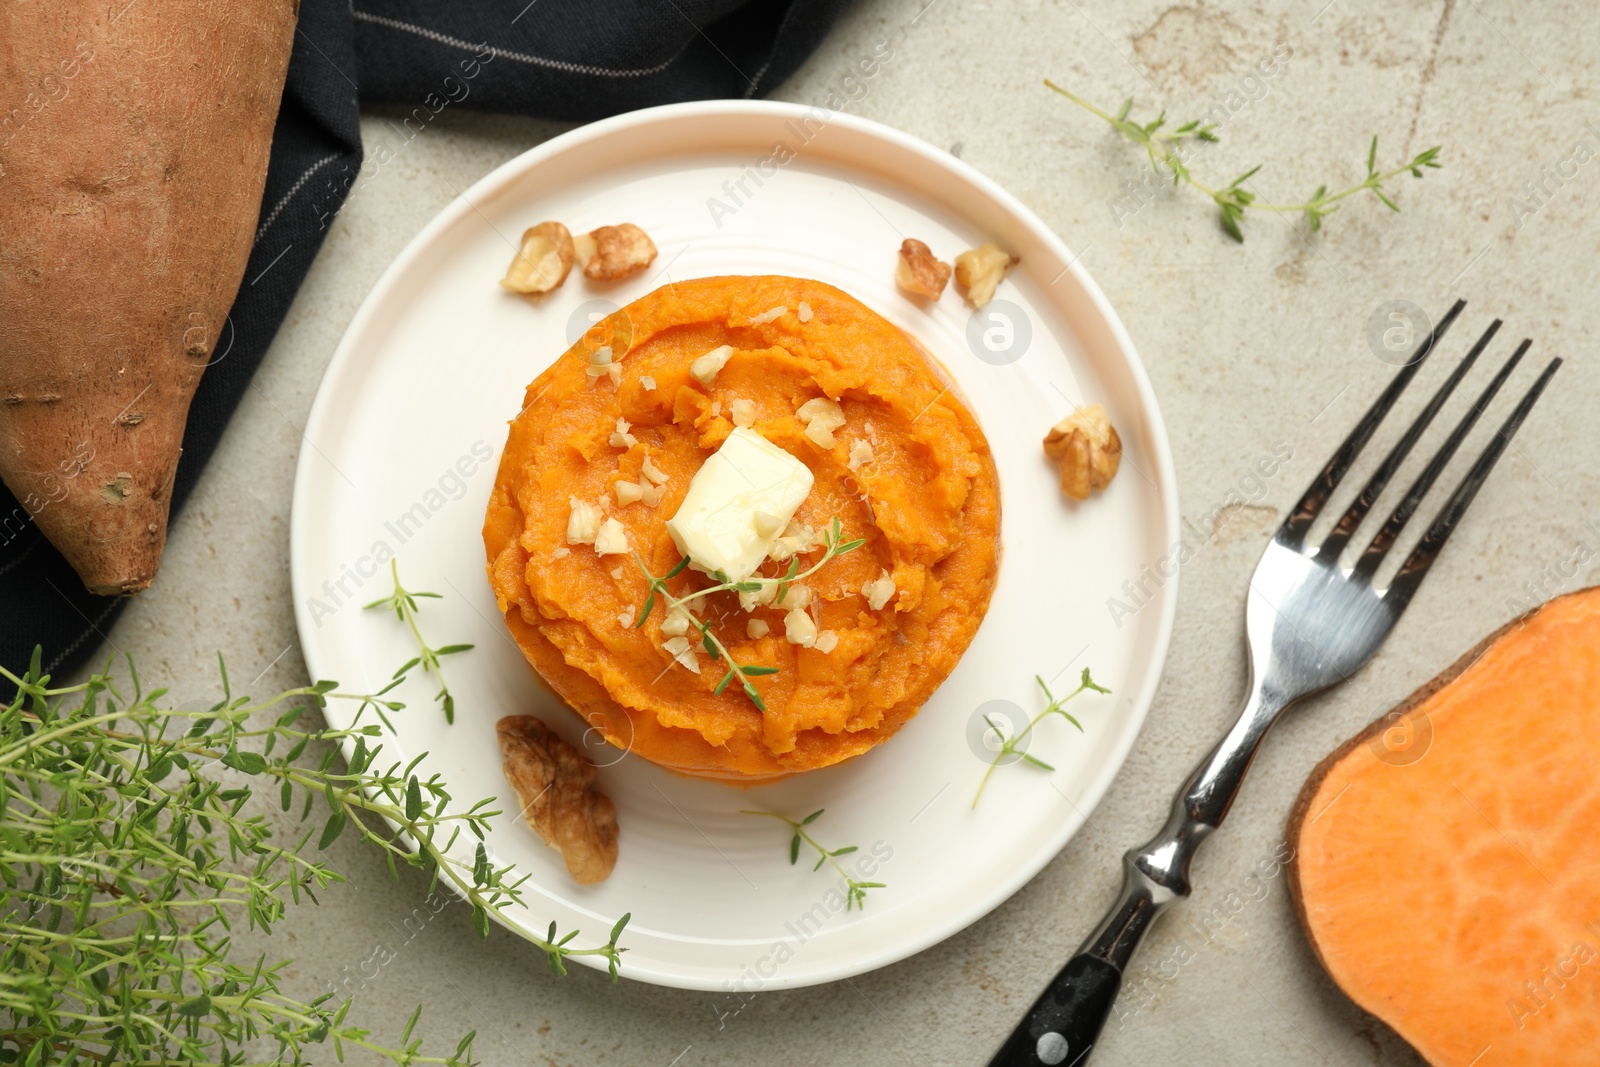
xmin=987 ymin=301 xmax=1561 ymax=1066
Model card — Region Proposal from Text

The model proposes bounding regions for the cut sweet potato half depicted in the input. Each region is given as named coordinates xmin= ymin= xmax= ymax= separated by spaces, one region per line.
xmin=1289 ymin=585 xmax=1600 ymax=1065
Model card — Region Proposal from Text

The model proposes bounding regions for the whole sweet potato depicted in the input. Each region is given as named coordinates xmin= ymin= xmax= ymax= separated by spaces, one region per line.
xmin=0 ymin=1 xmax=298 ymax=593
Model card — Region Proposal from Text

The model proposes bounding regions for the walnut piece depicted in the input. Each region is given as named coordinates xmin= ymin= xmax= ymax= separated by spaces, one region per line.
xmin=499 ymin=221 xmax=574 ymax=295
xmin=690 ymin=344 xmax=734 ymax=386
xmin=566 ymin=497 xmax=602 ymax=545
xmin=954 ymin=242 xmax=1019 ymax=308
xmin=895 ymin=238 xmax=951 ymax=299
xmin=861 ymin=570 xmax=896 ymax=610
xmin=495 ymin=715 xmax=619 ymax=885
xmin=594 ymin=516 xmax=629 ymax=555
xmin=784 ymin=606 xmax=818 ymax=647
xmin=1044 ymin=403 xmax=1122 ymax=500
xmin=576 ymin=223 xmax=658 ymax=281
xmin=796 ymin=396 xmax=846 ymax=448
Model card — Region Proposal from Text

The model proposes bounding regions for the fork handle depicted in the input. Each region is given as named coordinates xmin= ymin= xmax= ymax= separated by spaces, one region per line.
xmin=986 ymin=689 xmax=1287 ymax=1066
xmin=984 ymin=952 xmax=1120 ymax=1066
xmin=983 ymin=857 xmax=1164 ymax=1066
xmin=985 ymin=813 xmax=1203 ymax=1066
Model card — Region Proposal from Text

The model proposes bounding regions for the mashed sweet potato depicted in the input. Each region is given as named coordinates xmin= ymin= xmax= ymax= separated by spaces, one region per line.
xmin=484 ymin=276 xmax=999 ymax=781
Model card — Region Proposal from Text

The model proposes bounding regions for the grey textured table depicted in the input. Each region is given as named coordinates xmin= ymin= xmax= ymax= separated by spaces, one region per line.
xmin=92 ymin=1 xmax=1596 ymax=1063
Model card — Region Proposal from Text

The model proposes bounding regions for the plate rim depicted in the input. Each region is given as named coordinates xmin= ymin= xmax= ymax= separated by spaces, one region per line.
xmin=289 ymin=98 xmax=1181 ymax=989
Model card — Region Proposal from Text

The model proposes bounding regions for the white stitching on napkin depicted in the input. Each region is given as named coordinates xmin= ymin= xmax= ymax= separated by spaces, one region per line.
xmin=351 ymin=9 xmax=687 ymax=78
xmin=0 ymin=534 xmax=43 ymax=580
xmin=255 ymin=152 xmax=341 ymax=245
xmin=742 ymin=55 xmax=773 ymax=98
xmin=45 ymin=599 xmax=121 ymax=675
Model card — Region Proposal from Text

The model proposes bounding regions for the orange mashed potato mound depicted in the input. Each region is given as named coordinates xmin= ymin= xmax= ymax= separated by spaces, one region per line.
xmin=484 ymin=276 xmax=999 ymax=781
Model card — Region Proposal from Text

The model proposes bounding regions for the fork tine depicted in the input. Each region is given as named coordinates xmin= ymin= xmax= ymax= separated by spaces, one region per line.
xmin=1279 ymin=299 xmax=1465 ymax=547
xmin=1317 ymin=318 xmax=1502 ymax=562
xmin=1352 ymin=338 xmax=1530 ymax=580
xmin=1383 ymin=357 xmax=1562 ymax=607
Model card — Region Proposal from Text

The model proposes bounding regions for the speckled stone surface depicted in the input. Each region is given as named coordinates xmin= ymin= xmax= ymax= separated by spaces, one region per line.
xmin=89 ymin=1 xmax=1598 ymax=1063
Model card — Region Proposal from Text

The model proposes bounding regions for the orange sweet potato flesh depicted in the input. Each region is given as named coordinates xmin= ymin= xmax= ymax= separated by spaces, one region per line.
xmin=485 ymin=276 xmax=1000 ymax=782
xmin=1289 ymin=586 xmax=1600 ymax=1065
xmin=0 ymin=1 xmax=298 ymax=594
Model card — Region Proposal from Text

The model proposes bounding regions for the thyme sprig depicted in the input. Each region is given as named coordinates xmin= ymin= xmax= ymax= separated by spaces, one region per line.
xmin=741 ymin=808 xmax=884 ymax=911
xmin=632 ymin=517 xmax=865 ymax=711
xmin=364 ymin=560 xmax=472 ymax=724
xmin=0 ymin=644 xmax=629 ymax=1067
xmin=972 ymin=668 xmax=1110 ymax=809
xmin=1045 ymin=80 xmax=1442 ymax=241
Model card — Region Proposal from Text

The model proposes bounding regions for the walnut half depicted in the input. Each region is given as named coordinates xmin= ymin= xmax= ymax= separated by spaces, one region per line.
xmin=495 ymin=715 xmax=619 ymax=884
xmin=1043 ymin=403 xmax=1122 ymax=500
xmin=500 ymin=221 xmax=574 ymax=295
xmin=954 ymin=242 xmax=1019 ymax=308
xmin=575 ymin=223 xmax=658 ymax=281
xmin=895 ymin=238 xmax=951 ymax=299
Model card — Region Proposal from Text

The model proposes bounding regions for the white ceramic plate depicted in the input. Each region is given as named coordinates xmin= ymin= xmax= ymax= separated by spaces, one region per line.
xmin=291 ymin=101 xmax=1178 ymax=991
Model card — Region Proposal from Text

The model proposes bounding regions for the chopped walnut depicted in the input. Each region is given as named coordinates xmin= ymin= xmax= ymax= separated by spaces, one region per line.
xmin=738 ymin=582 xmax=778 ymax=612
xmin=784 ymin=606 xmax=818 ymax=647
xmin=796 ymin=397 xmax=847 ymax=448
xmin=566 ymin=497 xmax=602 ymax=545
xmin=895 ymin=238 xmax=951 ymax=299
xmin=775 ymin=583 xmax=812 ymax=610
xmin=500 ymin=221 xmax=574 ymax=295
xmin=641 ymin=455 xmax=669 ymax=485
xmin=1043 ymin=402 xmax=1122 ymax=500
xmin=750 ymin=305 xmax=787 ymax=325
xmin=614 ymin=479 xmax=643 ymax=506
xmin=662 ymin=635 xmax=701 ymax=673
xmin=495 ymin=716 xmax=619 ymax=885
xmin=768 ymin=520 xmax=821 ymax=563
xmin=862 ymin=570 xmax=896 ymax=611
xmin=747 ymin=618 xmax=770 ymax=638
xmin=690 ymin=345 xmax=733 ymax=387
xmin=576 ymin=223 xmax=658 ymax=281
xmin=609 ymin=417 xmax=637 ymax=449
xmin=594 ymin=517 xmax=629 ymax=555
xmin=847 ymin=439 xmax=875 ymax=471
xmin=584 ymin=345 xmax=620 ymax=387
xmin=729 ymin=398 xmax=757 ymax=428
xmin=954 ymin=242 xmax=1019 ymax=308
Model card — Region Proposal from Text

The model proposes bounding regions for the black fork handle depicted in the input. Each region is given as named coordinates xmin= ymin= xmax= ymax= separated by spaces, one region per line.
xmin=986 ymin=954 xmax=1121 ymax=1066
xmin=987 ymin=691 xmax=1285 ymax=1066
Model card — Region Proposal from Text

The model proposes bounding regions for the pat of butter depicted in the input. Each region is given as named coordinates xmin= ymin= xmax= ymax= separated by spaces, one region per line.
xmin=665 ymin=428 xmax=813 ymax=583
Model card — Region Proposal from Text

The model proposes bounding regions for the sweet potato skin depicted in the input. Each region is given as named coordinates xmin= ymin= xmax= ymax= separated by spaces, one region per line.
xmin=1288 ymin=586 xmax=1600 ymax=1065
xmin=0 ymin=1 xmax=298 ymax=593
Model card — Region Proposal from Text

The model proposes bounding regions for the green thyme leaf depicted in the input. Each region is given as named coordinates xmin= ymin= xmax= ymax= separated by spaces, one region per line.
xmin=973 ymin=665 xmax=1112 ymax=808
xmin=1045 ymin=79 xmax=1441 ymax=241
xmin=745 ymin=809 xmax=884 ymax=909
